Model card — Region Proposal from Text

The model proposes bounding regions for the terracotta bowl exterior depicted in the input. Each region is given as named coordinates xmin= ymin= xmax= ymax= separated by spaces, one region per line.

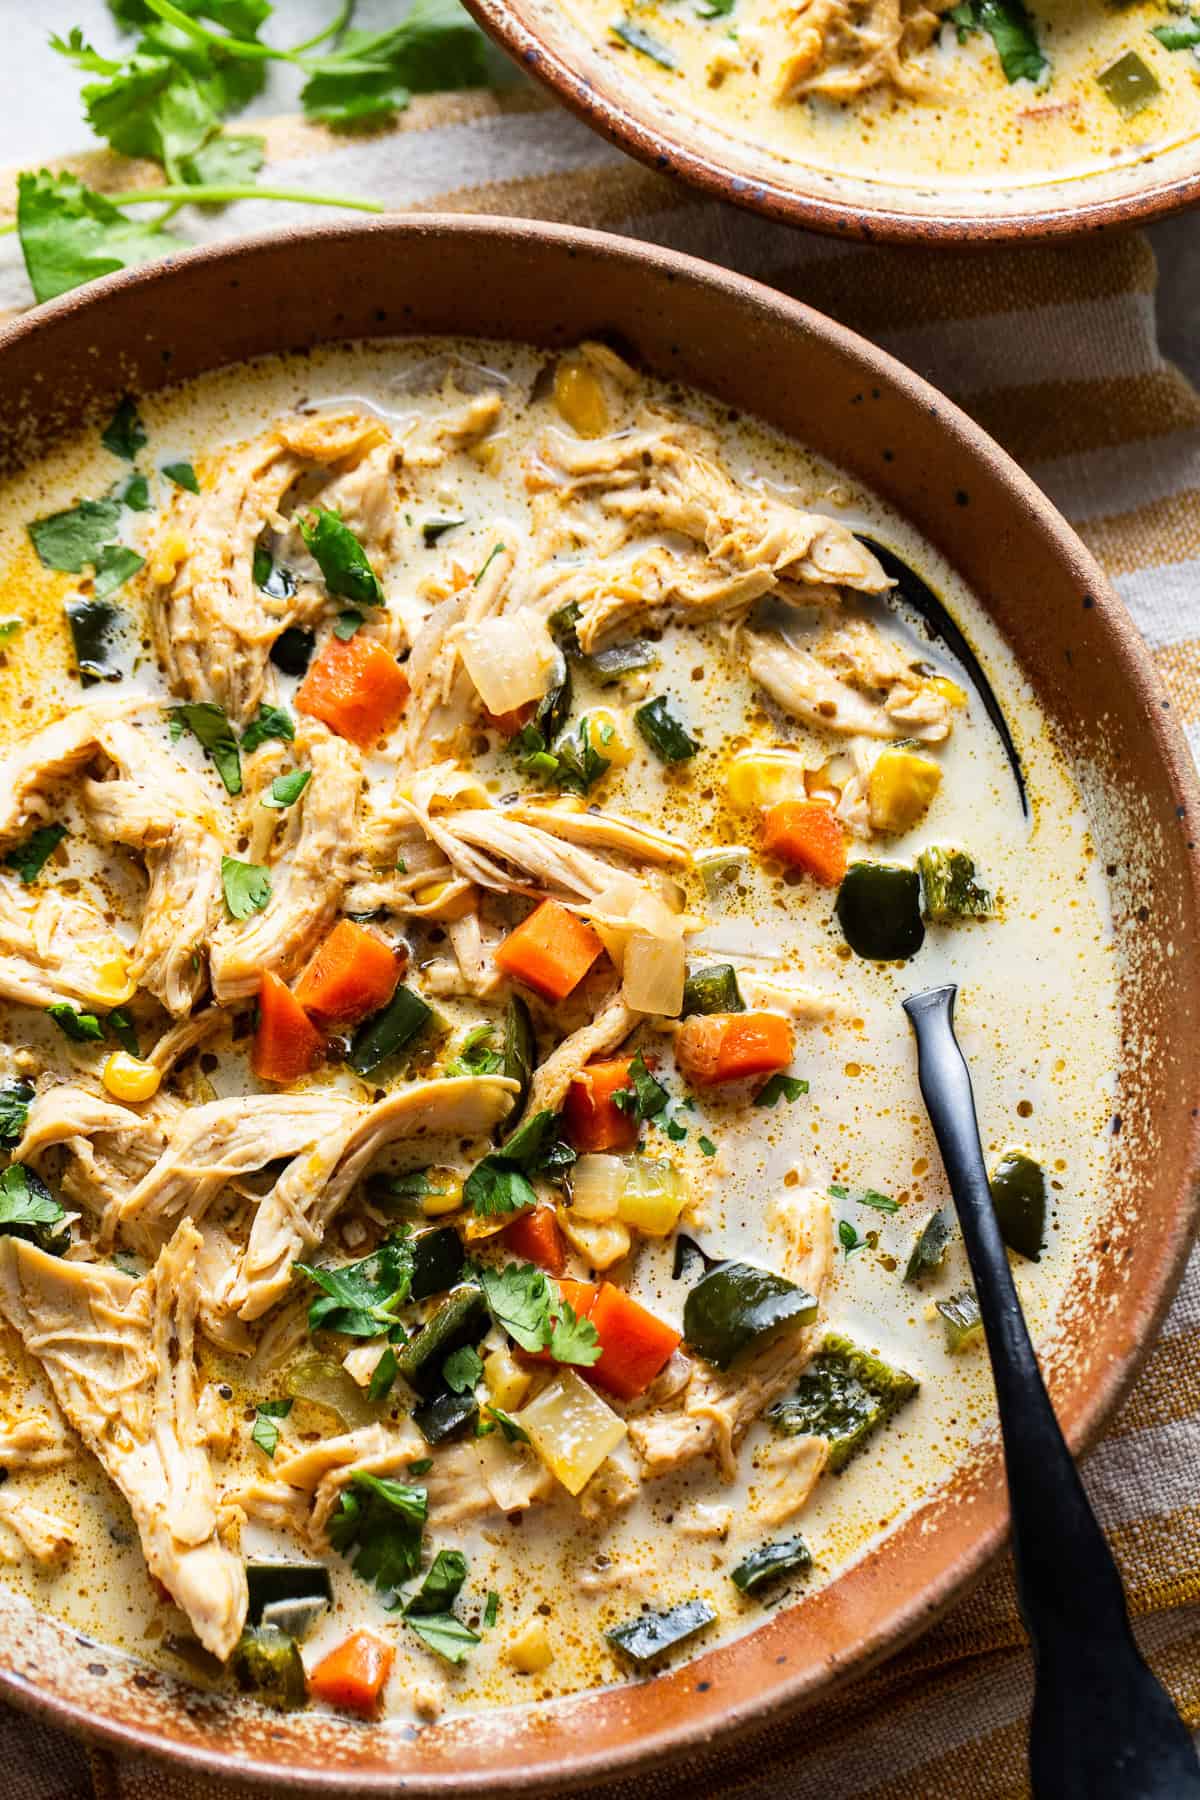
xmin=463 ymin=0 xmax=1200 ymax=243
xmin=0 ymin=218 xmax=1196 ymax=1792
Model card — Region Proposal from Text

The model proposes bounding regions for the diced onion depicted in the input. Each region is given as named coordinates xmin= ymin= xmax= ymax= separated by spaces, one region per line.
xmin=558 ymin=1210 xmax=631 ymax=1269
xmin=623 ymin=928 xmax=685 ymax=1016
xmin=459 ymin=614 xmax=560 ymax=715
xmin=570 ymin=1154 xmax=626 ymax=1220
xmin=519 ymin=1369 xmax=627 ymax=1495
xmin=617 ymin=1158 xmax=686 ymax=1236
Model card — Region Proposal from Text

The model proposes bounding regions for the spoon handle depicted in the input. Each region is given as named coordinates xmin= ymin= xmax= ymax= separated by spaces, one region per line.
xmin=903 ymin=984 xmax=1200 ymax=1800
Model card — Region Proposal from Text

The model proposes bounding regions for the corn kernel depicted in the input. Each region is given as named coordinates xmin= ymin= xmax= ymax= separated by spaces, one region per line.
xmin=148 ymin=530 xmax=188 ymax=586
xmin=931 ymin=675 xmax=967 ymax=709
xmin=506 ymin=1614 xmax=554 ymax=1673
xmin=867 ymin=746 xmax=942 ymax=835
xmin=412 ymin=880 xmax=476 ymax=920
xmin=484 ymin=1346 xmax=531 ymax=1412
xmin=553 ymin=360 xmax=610 ymax=438
xmin=101 ymin=1051 xmax=161 ymax=1104
xmin=585 ymin=707 xmax=634 ymax=770
xmin=88 ymin=949 xmax=136 ymax=1006
xmin=420 ymin=1171 xmax=463 ymax=1217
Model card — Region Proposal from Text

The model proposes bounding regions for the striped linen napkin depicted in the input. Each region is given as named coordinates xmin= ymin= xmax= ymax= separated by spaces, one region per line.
xmin=2 ymin=87 xmax=1198 ymax=1800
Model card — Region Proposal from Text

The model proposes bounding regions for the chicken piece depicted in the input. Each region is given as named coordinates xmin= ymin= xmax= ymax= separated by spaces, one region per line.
xmin=270 ymin=1422 xmax=425 ymax=1548
xmin=525 ymin=990 xmax=637 ymax=1118
xmin=403 ymin=390 xmax=504 ymax=465
xmin=116 ymin=1092 xmax=360 ymax=1244
xmin=0 ymin=1489 xmax=75 ymax=1564
xmin=147 ymin=1007 xmax=225 ymax=1075
xmin=426 ymin=1434 xmax=552 ymax=1525
xmin=629 ymin=1188 xmax=832 ymax=1480
xmin=0 ymin=1225 xmax=247 ymax=1657
xmin=232 ymin=1076 xmax=518 ymax=1321
xmin=745 ymin=620 xmax=953 ymax=743
xmin=747 ymin=1433 xmax=830 ymax=1528
xmin=736 ymin=973 xmax=844 ymax=1022
xmin=0 ymin=886 xmax=135 ymax=1014
xmin=403 ymin=536 xmax=518 ymax=764
xmin=0 ymin=1414 xmax=75 ymax=1471
xmin=147 ymin=410 xmax=399 ymax=725
xmin=763 ymin=0 xmax=951 ymax=102
xmin=531 ymin=411 xmax=888 ymax=648
xmin=0 ymin=702 xmax=226 ymax=1016
xmin=14 ymin=1084 xmax=168 ymax=1230
xmin=444 ymin=911 xmax=506 ymax=999
xmin=209 ymin=724 xmax=362 ymax=1002
xmin=504 ymin=802 xmax=692 ymax=869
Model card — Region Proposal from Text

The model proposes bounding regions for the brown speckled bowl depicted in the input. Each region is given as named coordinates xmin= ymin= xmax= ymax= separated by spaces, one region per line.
xmin=463 ymin=0 xmax=1200 ymax=243
xmin=0 ymin=217 xmax=1196 ymax=1792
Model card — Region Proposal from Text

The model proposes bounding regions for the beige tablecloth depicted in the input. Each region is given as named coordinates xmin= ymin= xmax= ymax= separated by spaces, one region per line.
xmin=1 ymin=88 xmax=1199 ymax=1800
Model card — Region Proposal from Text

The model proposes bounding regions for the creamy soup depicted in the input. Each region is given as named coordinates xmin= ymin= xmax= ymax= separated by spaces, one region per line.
xmin=0 ymin=338 xmax=1116 ymax=1727
xmin=555 ymin=0 xmax=1200 ymax=190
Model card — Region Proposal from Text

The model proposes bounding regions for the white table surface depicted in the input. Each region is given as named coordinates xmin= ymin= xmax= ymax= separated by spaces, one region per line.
xmin=4 ymin=1 xmax=1199 ymax=389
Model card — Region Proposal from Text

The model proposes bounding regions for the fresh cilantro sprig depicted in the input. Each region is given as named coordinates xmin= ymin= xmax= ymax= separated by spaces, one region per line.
xmin=0 ymin=1081 xmax=34 ymax=1149
xmin=330 ymin=1470 xmax=428 ymax=1592
xmin=446 ymin=1024 xmax=505 ymax=1079
xmin=829 ymin=1183 xmax=899 ymax=1215
xmin=0 ymin=1164 xmax=71 ymax=1256
xmin=474 ymin=1260 xmax=600 ymax=1366
xmin=251 ymin=1397 xmax=292 ymax=1458
xmin=300 ymin=506 xmax=384 ymax=606
xmin=754 ymin=1073 xmax=809 ymax=1108
xmin=220 ymin=855 xmax=272 ymax=919
xmin=296 ymin=1232 xmax=414 ymax=1337
xmin=464 ymin=1109 xmax=575 ymax=1217
xmin=611 ymin=1051 xmax=668 ymax=1123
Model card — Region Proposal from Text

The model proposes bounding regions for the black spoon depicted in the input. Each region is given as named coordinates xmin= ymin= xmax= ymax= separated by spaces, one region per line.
xmin=903 ymin=983 xmax=1200 ymax=1799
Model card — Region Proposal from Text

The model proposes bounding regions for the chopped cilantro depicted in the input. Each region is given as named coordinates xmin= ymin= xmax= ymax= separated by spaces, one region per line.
xmin=261 ymin=769 xmax=311 ymax=810
xmin=296 ymin=1233 xmax=414 ymax=1338
xmin=162 ymin=461 xmax=199 ymax=493
xmin=251 ymin=1398 xmax=292 ymax=1459
xmin=0 ymin=1164 xmax=70 ymax=1256
xmin=368 ymin=1346 xmax=399 ymax=1404
xmin=404 ymin=1610 xmax=480 ymax=1664
xmin=612 ymin=1051 xmax=668 ymax=1122
xmin=168 ymin=701 xmax=242 ymax=795
xmin=698 ymin=1135 xmax=718 ymax=1158
xmin=442 ymin=1344 xmax=484 ymax=1394
xmin=483 ymin=1590 xmax=500 ymax=1628
xmin=220 ymin=856 xmax=272 ymax=920
xmin=47 ymin=1003 xmax=105 ymax=1043
xmin=28 ymin=496 xmax=122 ymax=573
xmin=100 ymin=395 xmax=146 ymax=461
xmin=474 ymin=1260 xmax=601 ymax=1366
xmin=240 ymin=703 xmax=294 ymax=754
xmin=0 ymin=1081 xmax=34 ymax=1149
xmin=406 ymin=1547 xmax=468 ymax=1616
xmin=4 ymin=825 xmax=67 ymax=885
xmin=301 ymin=506 xmax=384 ymax=607
xmin=330 ymin=1470 xmax=427 ymax=1593
xmin=754 ymin=1073 xmax=809 ymax=1108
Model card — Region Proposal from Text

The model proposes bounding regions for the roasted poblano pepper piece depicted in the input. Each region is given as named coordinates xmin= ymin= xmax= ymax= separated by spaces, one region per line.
xmin=246 ymin=1560 xmax=333 ymax=1625
xmin=228 ymin=1625 xmax=307 ymax=1709
xmin=904 ymin=1208 xmax=953 ymax=1284
xmin=606 ymin=1597 xmax=716 ymax=1665
xmin=393 ymin=1286 xmax=487 ymax=1395
xmin=410 ymin=1226 xmax=465 ymax=1302
xmin=835 ymin=862 xmax=924 ymax=961
xmin=937 ymin=1289 xmax=983 ymax=1352
xmin=918 ymin=846 xmax=993 ymax=921
xmin=502 ymin=992 xmax=535 ymax=1122
xmin=989 ymin=1151 xmax=1045 ymax=1261
xmin=1097 ymin=50 xmax=1160 ymax=115
xmin=269 ymin=624 xmax=313 ymax=674
xmin=413 ymin=1387 xmax=479 ymax=1445
xmin=581 ymin=639 xmax=658 ymax=685
xmin=683 ymin=1260 xmax=818 ymax=1371
xmin=348 ymin=985 xmax=434 ymax=1077
xmin=634 ymin=695 xmax=700 ymax=764
xmin=66 ymin=598 xmax=123 ymax=684
xmin=682 ymin=963 xmax=745 ymax=1018
xmin=767 ymin=1333 xmax=918 ymax=1470
xmin=730 ymin=1534 xmax=813 ymax=1596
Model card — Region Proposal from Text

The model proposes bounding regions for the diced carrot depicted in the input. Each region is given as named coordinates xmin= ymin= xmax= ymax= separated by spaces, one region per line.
xmin=296 ymin=634 xmax=409 ymax=749
xmin=587 ymin=1282 xmax=682 ymax=1401
xmin=563 ymin=1057 xmax=640 ymax=1153
xmin=675 ymin=1012 xmax=795 ymax=1088
xmin=486 ymin=701 xmax=536 ymax=737
xmin=307 ymin=1630 xmax=394 ymax=1716
xmin=494 ymin=899 xmax=604 ymax=1002
xmin=251 ymin=971 xmax=325 ymax=1084
xmin=293 ymin=920 xmax=401 ymax=1026
xmin=761 ymin=799 xmax=847 ymax=887
xmin=503 ymin=1207 xmax=567 ymax=1276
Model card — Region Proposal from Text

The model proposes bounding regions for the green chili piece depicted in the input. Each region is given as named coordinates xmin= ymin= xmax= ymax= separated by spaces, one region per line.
xmin=904 ymin=1208 xmax=953 ymax=1284
xmin=730 ymin=1534 xmax=813 ymax=1595
xmin=683 ymin=1260 xmax=817 ymax=1370
xmin=393 ymin=1287 xmax=488 ymax=1395
xmin=229 ymin=1626 xmax=307 ymax=1710
xmin=413 ymin=1388 xmax=480 ymax=1445
xmin=835 ymin=862 xmax=925 ymax=960
xmin=634 ymin=695 xmax=700 ymax=763
xmin=580 ymin=639 xmax=659 ymax=685
xmin=1097 ymin=50 xmax=1160 ymax=114
xmin=918 ymin=846 xmax=993 ymax=921
xmin=502 ymin=992 xmax=536 ymax=1121
xmin=767 ymin=1333 xmax=918 ymax=1470
xmin=937 ymin=1290 xmax=983 ymax=1353
xmin=607 ymin=1598 xmax=715 ymax=1664
xmin=410 ymin=1226 xmax=465 ymax=1302
xmin=682 ymin=963 xmax=745 ymax=1017
xmin=989 ymin=1151 xmax=1045 ymax=1261
xmin=347 ymin=986 xmax=434 ymax=1077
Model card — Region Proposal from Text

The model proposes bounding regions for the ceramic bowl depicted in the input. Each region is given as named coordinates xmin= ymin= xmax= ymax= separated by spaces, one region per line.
xmin=0 ymin=217 xmax=1196 ymax=1792
xmin=463 ymin=0 xmax=1200 ymax=243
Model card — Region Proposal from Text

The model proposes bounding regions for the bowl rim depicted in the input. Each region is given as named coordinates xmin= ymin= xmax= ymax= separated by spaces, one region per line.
xmin=0 ymin=213 xmax=1198 ymax=1790
xmin=462 ymin=0 xmax=1200 ymax=244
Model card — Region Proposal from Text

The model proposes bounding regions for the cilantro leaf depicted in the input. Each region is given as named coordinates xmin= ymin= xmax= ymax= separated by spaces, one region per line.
xmin=698 ymin=1135 xmax=717 ymax=1158
xmin=17 ymin=170 xmax=180 ymax=304
xmin=47 ymin=1003 xmax=105 ymax=1043
xmin=465 ymin=1109 xmax=567 ymax=1217
xmin=251 ymin=1397 xmax=292 ymax=1459
xmin=330 ymin=1470 xmax=427 ymax=1592
xmin=442 ymin=1344 xmax=484 ymax=1394
xmin=220 ymin=856 xmax=271 ymax=920
xmin=123 ymin=473 xmax=151 ymax=511
xmin=483 ymin=1403 xmax=529 ymax=1444
xmin=296 ymin=1233 xmax=414 ymax=1338
xmin=754 ymin=1073 xmax=809 ymax=1108
xmin=333 ymin=608 xmax=363 ymax=640
xmin=406 ymin=1547 xmax=468 ymax=1616
xmin=178 ymin=131 xmax=264 ymax=186
xmin=101 ymin=395 xmax=147 ymax=461
xmin=93 ymin=544 xmax=144 ymax=601
xmin=261 ymin=769 xmax=311 ymax=810
xmin=838 ymin=1219 xmax=866 ymax=1258
xmin=483 ymin=1590 xmax=500 ymax=1628
xmin=404 ymin=1610 xmax=480 ymax=1664
xmin=446 ymin=1024 xmax=504 ymax=1078
xmin=4 ymin=825 xmax=67 ymax=885
xmin=0 ymin=619 xmax=24 ymax=643
xmin=300 ymin=506 xmax=383 ymax=606
xmin=0 ymin=1165 xmax=70 ymax=1256
xmin=167 ymin=700 xmax=242 ymax=794
xmin=422 ymin=517 xmax=463 ymax=546
xmin=240 ymin=704 xmax=294 ymax=754
xmin=0 ymin=1081 xmax=34 ymax=1149
xmin=107 ymin=1007 xmax=140 ymax=1055
xmin=28 ymin=497 xmax=122 ymax=572
xmin=612 ymin=1051 xmax=668 ymax=1122
xmin=299 ymin=0 xmax=491 ymax=129
xmin=475 ymin=1260 xmax=600 ymax=1366
xmin=859 ymin=1188 xmax=899 ymax=1214
xmin=948 ymin=0 xmax=1047 ymax=81
xmin=162 ymin=461 xmax=199 ymax=493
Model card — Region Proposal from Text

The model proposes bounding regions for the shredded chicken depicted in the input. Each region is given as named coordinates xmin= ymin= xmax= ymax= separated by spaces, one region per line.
xmin=526 ymin=990 xmax=637 ymax=1117
xmin=403 ymin=537 xmax=519 ymax=763
xmin=0 ymin=1489 xmax=75 ymax=1564
xmin=758 ymin=0 xmax=953 ymax=102
xmin=0 ymin=1225 xmax=247 ymax=1656
xmin=745 ymin=620 xmax=953 ymax=742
